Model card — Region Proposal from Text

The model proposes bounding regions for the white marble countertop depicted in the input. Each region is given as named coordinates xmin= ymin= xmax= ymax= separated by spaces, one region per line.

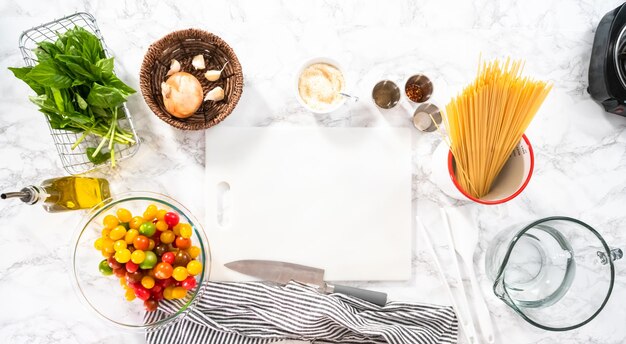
xmin=1 ymin=0 xmax=626 ymax=343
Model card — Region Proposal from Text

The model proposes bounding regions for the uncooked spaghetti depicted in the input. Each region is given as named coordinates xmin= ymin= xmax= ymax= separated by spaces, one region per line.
xmin=442 ymin=58 xmax=552 ymax=199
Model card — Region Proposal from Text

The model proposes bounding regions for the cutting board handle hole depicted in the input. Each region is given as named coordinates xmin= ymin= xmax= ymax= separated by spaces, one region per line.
xmin=216 ymin=181 xmax=232 ymax=229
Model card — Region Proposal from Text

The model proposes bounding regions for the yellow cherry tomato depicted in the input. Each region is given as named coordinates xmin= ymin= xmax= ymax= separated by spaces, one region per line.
xmin=94 ymin=237 xmax=104 ymax=250
xmin=187 ymin=260 xmax=203 ymax=276
xmin=125 ymin=229 xmax=139 ymax=244
xmin=156 ymin=209 xmax=167 ymax=222
xmin=187 ymin=246 xmax=201 ymax=259
xmin=131 ymin=250 xmax=146 ymax=264
xmin=160 ymin=230 xmax=175 ymax=244
xmin=101 ymin=238 xmax=115 ymax=254
xmin=125 ymin=288 xmax=136 ymax=301
xmin=101 ymin=249 xmax=113 ymax=258
xmin=113 ymin=240 xmax=127 ymax=252
xmin=155 ymin=220 xmax=169 ymax=232
xmin=148 ymin=239 xmax=156 ymax=251
xmin=163 ymin=286 xmax=175 ymax=300
xmin=115 ymin=249 xmax=131 ymax=263
xmin=129 ymin=216 xmax=144 ymax=230
xmin=172 ymin=286 xmax=187 ymax=299
xmin=120 ymin=277 xmax=127 ymax=286
xmin=103 ymin=215 xmax=119 ymax=229
xmin=178 ymin=223 xmax=192 ymax=239
xmin=172 ymin=224 xmax=181 ymax=237
xmin=109 ymin=225 xmax=127 ymax=241
xmin=143 ymin=204 xmax=158 ymax=221
xmin=116 ymin=208 xmax=132 ymax=223
xmin=141 ymin=276 xmax=155 ymax=289
xmin=172 ymin=266 xmax=189 ymax=281
xmin=101 ymin=227 xmax=111 ymax=238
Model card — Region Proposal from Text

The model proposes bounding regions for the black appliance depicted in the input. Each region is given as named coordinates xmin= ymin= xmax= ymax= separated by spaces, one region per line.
xmin=588 ymin=2 xmax=626 ymax=115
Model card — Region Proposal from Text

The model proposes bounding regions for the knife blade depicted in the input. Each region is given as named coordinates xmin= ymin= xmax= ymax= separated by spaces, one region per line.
xmin=225 ymin=259 xmax=388 ymax=306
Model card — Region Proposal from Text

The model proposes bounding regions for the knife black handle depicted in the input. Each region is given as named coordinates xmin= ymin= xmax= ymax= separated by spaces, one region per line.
xmin=330 ymin=284 xmax=387 ymax=306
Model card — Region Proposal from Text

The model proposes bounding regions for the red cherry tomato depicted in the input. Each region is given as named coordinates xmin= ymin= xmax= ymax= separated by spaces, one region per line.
xmin=113 ymin=268 xmax=126 ymax=278
xmin=164 ymin=212 xmax=180 ymax=228
xmin=161 ymin=252 xmax=175 ymax=265
xmin=161 ymin=277 xmax=177 ymax=288
xmin=154 ymin=262 xmax=173 ymax=280
xmin=133 ymin=235 xmax=150 ymax=251
xmin=107 ymin=257 xmax=123 ymax=270
xmin=134 ymin=286 xmax=151 ymax=301
xmin=175 ymin=237 xmax=191 ymax=249
xmin=128 ymin=281 xmax=141 ymax=290
xmin=181 ymin=276 xmax=197 ymax=290
xmin=126 ymin=261 xmax=139 ymax=273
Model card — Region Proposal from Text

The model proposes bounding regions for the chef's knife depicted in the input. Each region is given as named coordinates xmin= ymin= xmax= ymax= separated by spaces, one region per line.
xmin=224 ymin=259 xmax=388 ymax=306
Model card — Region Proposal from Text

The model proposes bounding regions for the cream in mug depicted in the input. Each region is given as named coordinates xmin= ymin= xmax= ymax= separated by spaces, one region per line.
xmin=298 ymin=63 xmax=344 ymax=111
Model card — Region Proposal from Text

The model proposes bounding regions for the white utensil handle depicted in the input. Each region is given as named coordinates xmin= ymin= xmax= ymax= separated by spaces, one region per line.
xmin=466 ymin=263 xmax=495 ymax=344
xmin=439 ymin=210 xmax=479 ymax=344
xmin=418 ymin=219 xmax=476 ymax=344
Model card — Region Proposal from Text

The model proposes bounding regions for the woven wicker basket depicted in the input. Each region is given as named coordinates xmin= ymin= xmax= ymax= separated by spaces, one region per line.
xmin=140 ymin=29 xmax=243 ymax=130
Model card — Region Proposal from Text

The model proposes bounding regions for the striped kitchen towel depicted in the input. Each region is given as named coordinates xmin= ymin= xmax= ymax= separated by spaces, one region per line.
xmin=146 ymin=281 xmax=458 ymax=344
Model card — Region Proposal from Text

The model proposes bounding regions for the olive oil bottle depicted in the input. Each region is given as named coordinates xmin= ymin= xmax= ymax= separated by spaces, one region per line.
xmin=1 ymin=176 xmax=110 ymax=212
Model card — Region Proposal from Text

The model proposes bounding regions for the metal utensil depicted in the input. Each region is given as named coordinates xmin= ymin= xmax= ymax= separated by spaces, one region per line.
xmin=225 ymin=260 xmax=387 ymax=306
xmin=445 ymin=208 xmax=495 ymax=344
xmin=418 ymin=217 xmax=477 ymax=344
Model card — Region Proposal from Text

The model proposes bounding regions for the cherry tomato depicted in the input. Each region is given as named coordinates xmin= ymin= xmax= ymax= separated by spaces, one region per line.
xmin=143 ymin=204 xmax=158 ymax=221
xmin=116 ymin=208 xmax=132 ymax=223
xmin=154 ymin=262 xmax=173 ymax=280
xmin=161 ymin=277 xmax=177 ymax=288
xmin=99 ymin=259 xmax=113 ymax=276
xmin=155 ymin=220 xmax=169 ymax=232
xmin=187 ymin=260 xmax=203 ymax=276
xmin=164 ymin=212 xmax=180 ymax=228
xmin=134 ymin=285 xmax=151 ymax=301
xmin=175 ymin=237 xmax=191 ymax=250
xmin=172 ymin=224 xmax=182 ymax=237
xmin=126 ymin=270 xmax=144 ymax=284
xmin=94 ymin=238 xmax=104 ymax=250
xmin=103 ymin=215 xmax=119 ymax=229
xmin=172 ymin=286 xmax=187 ymax=299
xmin=187 ymin=246 xmax=201 ymax=259
xmin=163 ymin=286 xmax=175 ymax=300
xmin=178 ymin=223 xmax=192 ymax=239
xmin=139 ymin=222 xmax=156 ymax=237
xmin=107 ymin=256 xmax=123 ymax=270
xmin=148 ymin=239 xmax=156 ymax=251
xmin=113 ymin=268 xmax=126 ymax=278
xmin=131 ymin=250 xmax=146 ymax=264
xmin=101 ymin=238 xmax=115 ymax=254
xmin=159 ymin=231 xmax=174 ymax=245
xmin=113 ymin=240 xmax=127 ymax=252
xmin=156 ymin=209 xmax=168 ymax=221
xmin=125 ymin=229 xmax=139 ymax=245
xmin=126 ymin=261 xmax=139 ymax=273
xmin=139 ymin=250 xmax=157 ymax=269
xmin=129 ymin=216 xmax=144 ymax=230
xmin=114 ymin=249 xmax=132 ymax=263
xmin=172 ymin=266 xmax=189 ymax=282
xmin=162 ymin=252 xmax=175 ymax=265
xmin=174 ymin=250 xmax=191 ymax=267
xmin=133 ymin=235 xmax=150 ymax=251
xmin=181 ymin=276 xmax=197 ymax=290
xmin=154 ymin=244 xmax=168 ymax=256
xmin=109 ymin=225 xmax=127 ymax=241
xmin=141 ymin=276 xmax=155 ymax=289
xmin=125 ymin=288 xmax=136 ymax=301
xmin=144 ymin=298 xmax=158 ymax=311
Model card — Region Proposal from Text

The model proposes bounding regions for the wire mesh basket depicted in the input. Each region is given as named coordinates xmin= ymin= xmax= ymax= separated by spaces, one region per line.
xmin=18 ymin=12 xmax=140 ymax=175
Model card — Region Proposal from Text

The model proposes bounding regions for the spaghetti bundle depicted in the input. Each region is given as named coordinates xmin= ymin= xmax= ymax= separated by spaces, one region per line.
xmin=442 ymin=58 xmax=552 ymax=199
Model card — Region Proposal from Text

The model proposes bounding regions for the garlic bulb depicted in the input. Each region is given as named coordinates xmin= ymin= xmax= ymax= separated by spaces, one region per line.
xmin=204 ymin=61 xmax=229 ymax=82
xmin=166 ymin=59 xmax=181 ymax=76
xmin=204 ymin=86 xmax=225 ymax=101
xmin=162 ymin=72 xmax=204 ymax=118
xmin=192 ymin=54 xmax=206 ymax=70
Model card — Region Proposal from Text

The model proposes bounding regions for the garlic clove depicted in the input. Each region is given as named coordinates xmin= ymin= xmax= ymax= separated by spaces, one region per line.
xmin=204 ymin=86 xmax=225 ymax=101
xmin=166 ymin=59 xmax=181 ymax=76
xmin=204 ymin=69 xmax=221 ymax=82
xmin=192 ymin=54 xmax=206 ymax=70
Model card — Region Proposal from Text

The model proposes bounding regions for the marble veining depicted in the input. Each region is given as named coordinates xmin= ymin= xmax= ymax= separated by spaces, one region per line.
xmin=1 ymin=0 xmax=625 ymax=343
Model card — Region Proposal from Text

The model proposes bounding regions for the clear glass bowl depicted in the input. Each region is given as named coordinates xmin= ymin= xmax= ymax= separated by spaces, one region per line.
xmin=71 ymin=192 xmax=210 ymax=330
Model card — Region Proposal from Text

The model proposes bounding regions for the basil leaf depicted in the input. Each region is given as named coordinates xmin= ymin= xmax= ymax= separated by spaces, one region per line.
xmin=96 ymin=58 xmax=114 ymax=74
xmin=102 ymin=72 xmax=136 ymax=95
xmin=8 ymin=66 xmax=45 ymax=95
xmin=75 ymin=93 xmax=88 ymax=110
xmin=86 ymin=147 xmax=110 ymax=165
xmin=86 ymin=83 xmax=127 ymax=108
xmin=26 ymin=61 xmax=72 ymax=89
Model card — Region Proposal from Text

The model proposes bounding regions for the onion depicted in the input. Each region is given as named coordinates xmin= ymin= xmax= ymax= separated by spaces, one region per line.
xmin=161 ymin=72 xmax=203 ymax=118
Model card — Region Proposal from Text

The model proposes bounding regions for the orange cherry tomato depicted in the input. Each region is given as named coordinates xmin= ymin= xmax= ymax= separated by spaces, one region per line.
xmin=175 ymin=236 xmax=191 ymax=249
xmin=154 ymin=262 xmax=173 ymax=280
xmin=133 ymin=235 xmax=150 ymax=251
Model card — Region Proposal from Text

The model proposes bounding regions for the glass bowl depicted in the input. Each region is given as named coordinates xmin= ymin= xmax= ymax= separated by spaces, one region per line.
xmin=71 ymin=191 xmax=210 ymax=330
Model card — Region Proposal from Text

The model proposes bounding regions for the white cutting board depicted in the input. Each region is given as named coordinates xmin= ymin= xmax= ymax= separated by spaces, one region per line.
xmin=205 ymin=127 xmax=412 ymax=282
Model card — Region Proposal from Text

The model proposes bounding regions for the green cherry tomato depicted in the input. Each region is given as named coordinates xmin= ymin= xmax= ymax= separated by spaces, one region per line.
xmin=139 ymin=250 xmax=157 ymax=269
xmin=139 ymin=222 xmax=156 ymax=237
xmin=99 ymin=259 xmax=113 ymax=276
